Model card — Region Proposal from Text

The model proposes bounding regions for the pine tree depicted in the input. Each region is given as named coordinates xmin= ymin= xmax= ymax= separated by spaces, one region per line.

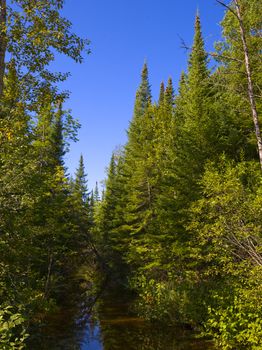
xmin=74 ymin=154 xmax=89 ymax=204
xmin=50 ymin=103 xmax=65 ymax=167
xmin=174 ymin=12 xmax=212 ymax=204
xmin=94 ymin=182 xmax=100 ymax=202
xmin=187 ymin=13 xmax=209 ymax=110
xmin=158 ymin=81 xmax=165 ymax=106
xmin=164 ymin=77 xmax=174 ymax=110
xmin=68 ymin=154 xmax=91 ymax=258
xmin=133 ymin=62 xmax=152 ymax=119
xmin=95 ymin=64 xmax=156 ymax=274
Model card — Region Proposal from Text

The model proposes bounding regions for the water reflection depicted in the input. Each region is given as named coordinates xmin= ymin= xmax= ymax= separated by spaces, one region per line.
xmin=28 ymin=287 xmax=213 ymax=350
xmin=80 ymin=290 xmax=213 ymax=350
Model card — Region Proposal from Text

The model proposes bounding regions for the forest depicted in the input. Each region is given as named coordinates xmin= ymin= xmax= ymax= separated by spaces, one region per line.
xmin=0 ymin=0 xmax=261 ymax=349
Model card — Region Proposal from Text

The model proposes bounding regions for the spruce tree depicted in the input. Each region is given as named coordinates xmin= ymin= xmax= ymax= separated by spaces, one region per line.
xmin=123 ymin=62 xmax=153 ymax=225
xmin=94 ymin=182 xmax=100 ymax=202
xmin=133 ymin=62 xmax=152 ymax=119
xmin=174 ymin=12 xmax=211 ymax=204
xmin=74 ymin=154 xmax=89 ymax=204
xmin=164 ymin=77 xmax=174 ymax=110
xmin=187 ymin=13 xmax=209 ymax=112
xmin=158 ymin=81 xmax=165 ymax=106
xmin=50 ymin=103 xmax=65 ymax=167
xmin=98 ymin=64 xmax=156 ymax=274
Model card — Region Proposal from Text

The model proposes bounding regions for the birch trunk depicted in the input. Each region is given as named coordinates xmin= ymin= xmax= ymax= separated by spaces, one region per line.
xmin=0 ymin=0 xmax=6 ymax=98
xmin=234 ymin=0 xmax=262 ymax=170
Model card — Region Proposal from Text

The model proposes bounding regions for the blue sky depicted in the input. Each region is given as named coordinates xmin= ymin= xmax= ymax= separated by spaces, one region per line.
xmin=56 ymin=0 xmax=226 ymax=191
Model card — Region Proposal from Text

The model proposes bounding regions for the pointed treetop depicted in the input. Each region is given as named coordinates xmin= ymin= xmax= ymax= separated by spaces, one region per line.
xmin=108 ymin=153 xmax=116 ymax=178
xmin=194 ymin=10 xmax=201 ymax=33
xmin=188 ymin=12 xmax=208 ymax=83
xmin=74 ymin=153 xmax=88 ymax=203
xmin=164 ymin=77 xmax=174 ymax=109
xmin=94 ymin=181 xmax=100 ymax=202
xmin=178 ymin=71 xmax=187 ymax=94
xmin=76 ymin=154 xmax=86 ymax=177
xmin=141 ymin=61 xmax=149 ymax=79
xmin=158 ymin=81 xmax=165 ymax=106
xmin=133 ymin=62 xmax=152 ymax=118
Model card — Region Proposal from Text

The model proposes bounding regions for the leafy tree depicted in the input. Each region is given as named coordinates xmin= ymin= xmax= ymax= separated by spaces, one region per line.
xmin=0 ymin=0 xmax=89 ymax=100
xmin=188 ymin=159 xmax=262 ymax=348
xmin=0 ymin=2 xmax=88 ymax=344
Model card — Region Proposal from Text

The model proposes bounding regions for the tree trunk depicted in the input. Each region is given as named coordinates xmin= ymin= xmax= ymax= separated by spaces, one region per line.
xmin=44 ymin=252 xmax=53 ymax=299
xmin=0 ymin=0 xmax=6 ymax=98
xmin=234 ymin=0 xmax=262 ymax=170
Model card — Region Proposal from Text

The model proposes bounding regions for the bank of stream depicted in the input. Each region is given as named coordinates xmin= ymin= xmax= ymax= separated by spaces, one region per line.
xmin=28 ymin=278 xmax=214 ymax=350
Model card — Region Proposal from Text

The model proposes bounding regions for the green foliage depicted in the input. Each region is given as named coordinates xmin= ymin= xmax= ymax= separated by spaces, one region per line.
xmin=188 ymin=159 xmax=262 ymax=273
xmin=2 ymin=0 xmax=261 ymax=348
xmin=0 ymin=1 xmax=90 ymax=346
xmin=205 ymin=268 xmax=262 ymax=350
xmin=96 ymin=6 xmax=262 ymax=350
xmin=5 ymin=0 xmax=90 ymax=106
xmin=133 ymin=62 xmax=151 ymax=119
xmin=187 ymin=159 xmax=262 ymax=348
xmin=0 ymin=307 xmax=28 ymax=349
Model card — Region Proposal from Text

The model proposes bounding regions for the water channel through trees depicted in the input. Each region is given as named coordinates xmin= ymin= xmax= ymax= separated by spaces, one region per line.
xmin=28 ymin=280 xmax=214 ymax=350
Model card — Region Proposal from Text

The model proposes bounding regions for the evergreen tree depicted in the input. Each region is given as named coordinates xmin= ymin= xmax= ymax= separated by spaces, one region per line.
xmin=164 ymin=77 xmax=174 ymax=110
xmin=94 ymin=182 xmax=100 ymax=202
xmin=50 ymin=102 xmax=66 ymax=167
xmin=74 ymin=154 xmax=89 ymax=204
xmin=158 ymin=81 xmax=165 ymax=106
xmin=174 ymin=71 xmax=187 ymax=127
xmin=89 ymin=190 xmax=95 ymax=221
xmin=133 ymin=62 xmax=152 ymax=119
xmin=174 ymin=12 xmax=212 ymax=204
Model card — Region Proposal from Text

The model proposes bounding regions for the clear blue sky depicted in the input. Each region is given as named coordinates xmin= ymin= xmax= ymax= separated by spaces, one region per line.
xmin=55 ymin=0 xmax=226 ymax=191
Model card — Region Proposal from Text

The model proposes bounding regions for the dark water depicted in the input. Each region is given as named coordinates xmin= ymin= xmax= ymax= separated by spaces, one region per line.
xmin=28 ymin=286 xmax=213 ymax=350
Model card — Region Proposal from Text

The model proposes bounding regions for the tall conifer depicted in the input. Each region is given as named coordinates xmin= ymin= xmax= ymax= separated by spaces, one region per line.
xmin=133 ymin=62 xmax=152 ymax=119
xmin=164 ymin=77 xmax=174 ymax=110
xmin=94 ymin=182 xmax=100 ymax=202
xmin=174 ymin=12 xmax=211 ymax=203
xmin=50 ymin=103 xmax=65 ymax=167
xmin=74 ymin=154 xmax=88 ymax=204
xmin=158 ymin=81 xmax=165 ymax=106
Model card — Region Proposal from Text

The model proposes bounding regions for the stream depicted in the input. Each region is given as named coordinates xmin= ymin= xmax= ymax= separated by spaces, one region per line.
xmin=28 ymin=282 xmax=214 ymax=350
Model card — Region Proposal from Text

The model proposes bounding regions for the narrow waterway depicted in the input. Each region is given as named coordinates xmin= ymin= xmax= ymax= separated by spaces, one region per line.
xmin=28 ymin=283 xmax=214 ymax=350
